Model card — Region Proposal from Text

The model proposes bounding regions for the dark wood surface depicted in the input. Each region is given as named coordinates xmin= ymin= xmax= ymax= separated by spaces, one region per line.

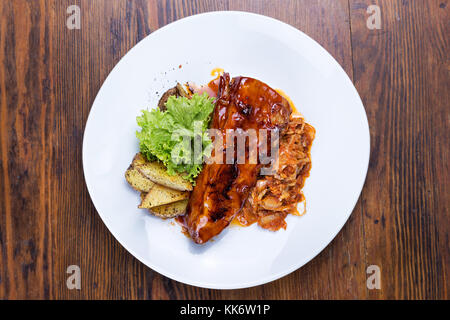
xmin=0 ymin=0 xmax=448 ymax=299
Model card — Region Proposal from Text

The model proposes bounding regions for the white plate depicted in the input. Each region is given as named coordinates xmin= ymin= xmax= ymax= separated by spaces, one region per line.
xmin=83 ymin=11 xmax=370 ymax=289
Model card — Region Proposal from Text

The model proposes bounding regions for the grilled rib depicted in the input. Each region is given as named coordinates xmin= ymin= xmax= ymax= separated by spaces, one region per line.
xmin=180 ymin=73 xmax=292 ymax=243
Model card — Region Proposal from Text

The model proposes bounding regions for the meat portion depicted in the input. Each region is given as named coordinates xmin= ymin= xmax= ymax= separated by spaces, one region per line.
xmin=180 ymin=73 xmax=291 ymax=244
xmin=237 ymin=116 xmax=315 ymax=231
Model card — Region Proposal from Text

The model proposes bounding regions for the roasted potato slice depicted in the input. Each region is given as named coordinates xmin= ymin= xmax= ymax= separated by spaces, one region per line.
xmin=139 ymin=184 xmax=189 ymax=209
xmin=125 ymin=153 xmax=156 ymax=192
xmin=136 ymin=160 xmax=192 ymax=191
xmin=158 ymin=83 xmax=190 ymax=111
xmin=125 ymin=165 xmax=155 ymax=192
xmin=131 ymin=153 xmax=147 ymax=166
xmin=148 ymin=199 xmax=189 ymax=218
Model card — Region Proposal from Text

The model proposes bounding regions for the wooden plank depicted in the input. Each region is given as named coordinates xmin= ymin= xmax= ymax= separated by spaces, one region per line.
xmin=0 ymin=0 xmax=55 ymax=299
xmin=48 ymin=0 xmax=159 ymax=300
xmin=349 ymin=0 xmax=449 ymax=299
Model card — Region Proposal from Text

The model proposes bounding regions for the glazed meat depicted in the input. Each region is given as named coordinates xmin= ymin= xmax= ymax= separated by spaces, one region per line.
xmin=180 ymin=73 xmax=292 ymax=244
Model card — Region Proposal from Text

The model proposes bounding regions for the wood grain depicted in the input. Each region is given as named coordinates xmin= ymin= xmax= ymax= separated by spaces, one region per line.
xmin=0 ymin=0 xmax=447 ymax=299
xmin=349 ymin=0 xmax=449 ymax=299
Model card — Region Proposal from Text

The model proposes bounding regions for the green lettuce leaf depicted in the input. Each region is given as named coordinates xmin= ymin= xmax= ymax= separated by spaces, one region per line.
xmin=136 ymin=93 xmax=215 ymax=183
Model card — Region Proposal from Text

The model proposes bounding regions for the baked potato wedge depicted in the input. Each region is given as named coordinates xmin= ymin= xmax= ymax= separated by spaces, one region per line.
xmin=139 ymin=184 xmax=189 ymax=209
xmin=125 ymin=153 xmax=156 ymax=192
xmin=125 ymin=165 xmax=155 ymax=192
xmin=131 ymin=153 xmax=147 ymax=167
xmin=136 ymin=160 xmax=193 ymax=191
xmin=126 ymin=153 xmax=191 ymax=219
xmin=158 ymin=83 xmax=191 ymax=111
xmin=148 ymin=199 xmax=189 ymax=218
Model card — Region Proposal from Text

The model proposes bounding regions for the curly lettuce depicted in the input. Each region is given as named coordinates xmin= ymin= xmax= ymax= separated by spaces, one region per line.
xmin=136 ymin=93 xmax=215 ymax=183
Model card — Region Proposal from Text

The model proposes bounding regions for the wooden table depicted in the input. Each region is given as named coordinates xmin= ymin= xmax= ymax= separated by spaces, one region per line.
xmin=0 ymin=0 xmax=448 ymax=300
